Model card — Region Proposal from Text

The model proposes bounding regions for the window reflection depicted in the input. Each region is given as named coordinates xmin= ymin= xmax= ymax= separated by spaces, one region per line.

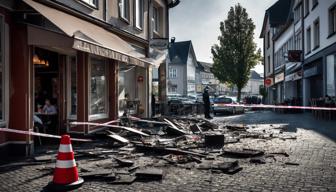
xmin=70 ymin=56 xmax=77 ymax=116
xmin=90 ymin=58 xmax=107 ymax=115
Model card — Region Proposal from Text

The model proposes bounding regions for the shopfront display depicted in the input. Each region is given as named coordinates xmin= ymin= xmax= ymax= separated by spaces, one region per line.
xmin=326 ymin=54 xmax=336 ymax=96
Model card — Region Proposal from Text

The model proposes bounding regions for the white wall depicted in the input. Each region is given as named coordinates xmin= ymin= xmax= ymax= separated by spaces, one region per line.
xmin=304 ymin=0 xmax=336 ymax=59
xmin=274 ymin=25 xmax=294 ymax=52
xmin=167 ymin=64 xmax=185 ymax=95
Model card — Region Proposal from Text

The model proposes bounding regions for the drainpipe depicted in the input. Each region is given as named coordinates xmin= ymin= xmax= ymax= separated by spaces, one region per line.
xmin=263 ymin=28 xmax=266 ymax=104
xmin=301 ymin=2 xmax=305 ymax=106
xmin=272 ymin=31 xmax=275 ymax=105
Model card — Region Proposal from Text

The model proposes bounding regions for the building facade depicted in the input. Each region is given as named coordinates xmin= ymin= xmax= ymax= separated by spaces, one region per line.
xmin=303 ymin=0 xmax=336 ymax=105
xmin=217 ymin=70 xmax=263 ymax=98
xmin=167 ymin=40 xmax=198 ymax=96
xmin=261 ymin=0 xmax=336 ymax=106
xmin=196 ymin=61 xmax=219 ymax=94
xmin=0 ymin=0 xmax=178 ymax=157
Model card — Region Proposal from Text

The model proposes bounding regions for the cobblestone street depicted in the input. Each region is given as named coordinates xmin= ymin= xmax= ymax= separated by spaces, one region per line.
xmin=1 ymin=111 xmax=336 ymax=192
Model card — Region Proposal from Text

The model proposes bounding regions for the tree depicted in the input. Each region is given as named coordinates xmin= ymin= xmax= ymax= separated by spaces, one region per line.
xmin=211 ymin=4 xmax=261 ymax=102
xmin=259 ymin=85 xmax=268 ymax=104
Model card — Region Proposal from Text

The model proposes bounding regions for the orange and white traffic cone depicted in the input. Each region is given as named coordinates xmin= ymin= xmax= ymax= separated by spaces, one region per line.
xmin=45 ymin=135 xmax=84 ymax=191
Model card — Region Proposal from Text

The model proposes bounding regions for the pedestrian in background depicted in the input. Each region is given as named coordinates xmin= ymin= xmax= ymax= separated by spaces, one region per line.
xmin=203 ymin=87 xmax=212 ymax=119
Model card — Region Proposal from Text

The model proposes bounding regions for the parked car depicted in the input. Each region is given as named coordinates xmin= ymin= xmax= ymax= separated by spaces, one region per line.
xmin=168 ymin=94 xmax=195 ymax=105
xmin=212 ymin=96 xmax=244 ymax=115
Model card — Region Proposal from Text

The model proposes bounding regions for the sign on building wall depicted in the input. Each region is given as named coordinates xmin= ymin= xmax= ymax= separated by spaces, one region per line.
xmin=265 ymin=78 xmax=273 ymax=87
xmin=274 ymin=73 xmax=284 ymax=84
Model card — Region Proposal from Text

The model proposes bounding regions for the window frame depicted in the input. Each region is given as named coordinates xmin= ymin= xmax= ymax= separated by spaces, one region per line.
xmin=294 ymin=3 xmax=302 ymax=23
xmin=119 ymin=0 xmax=130 ymax=23
xmin=88 ymin=56 xmax=109 ymax=121
xmin=313 ymin=18 xmax=320 ymax=50
xmin=66 ymin=56 xmax=77 ymax=120
xmin=304 ymin=0 xmax=309 ymax=17
xmin=153 ymin=5 xmax=160 ymax=34
xmin=328 ymin=4 xmax=336 ymax=37
xmin=312 ymin=0 xmax=318 ymax=10
xmin=267 ymin=31 xmax=270 ymax=49
xmin=0 ymin=14 xmax=4 ymax=126
xmin=168 ymin=67 xmax=177 ymax=79
xmin=306 ymin=27 xmax=311 ymax=54
xmin=133 ymin=0 xmax=144 ymax=30
xmin=78 ymin=0 xmax=98 ymax=9
xmin=267 ymin=56 xmax=271 ymax=73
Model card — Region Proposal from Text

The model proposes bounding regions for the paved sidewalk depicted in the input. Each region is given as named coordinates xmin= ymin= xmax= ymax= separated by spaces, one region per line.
xmin=0 ymin=111 xmax=335 ymax=192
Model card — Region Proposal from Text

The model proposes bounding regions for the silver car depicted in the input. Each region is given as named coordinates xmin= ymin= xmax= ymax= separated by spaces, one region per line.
xmin=212 ymin=96 xmax=244 ymax=115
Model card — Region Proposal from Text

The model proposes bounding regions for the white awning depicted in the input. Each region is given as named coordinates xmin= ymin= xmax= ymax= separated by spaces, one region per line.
xmin=23 ymin=0 xmax=152 ymax=67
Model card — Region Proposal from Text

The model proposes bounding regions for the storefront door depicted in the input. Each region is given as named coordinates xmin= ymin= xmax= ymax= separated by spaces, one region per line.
xmin=33 ymin=47 xmax=63 ymax=135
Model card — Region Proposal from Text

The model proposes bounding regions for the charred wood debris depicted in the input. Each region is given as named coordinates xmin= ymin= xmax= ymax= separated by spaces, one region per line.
xmin=29 ymin=115 xmax=297 ymax=184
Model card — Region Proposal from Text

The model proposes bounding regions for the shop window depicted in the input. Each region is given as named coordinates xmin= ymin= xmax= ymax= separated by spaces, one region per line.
xmin=329 ymin=5 xmax=336 ymax=36
xmin=68 ymin=56 xmax=77 ymax=118
xmin=119 ymin=0 xmax=130 ymax=22
xmin=134 ymin=0 xmax=144 ymax=30
xmin=90 ymin=57 xmax=108 ymax=118
xmin=0 ymin=16 xmax=3 ymax=121
xmin=326 ymin=54 xmax=336 ymax=96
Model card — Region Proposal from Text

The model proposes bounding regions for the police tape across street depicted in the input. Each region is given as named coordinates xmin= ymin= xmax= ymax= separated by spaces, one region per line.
xmin=214 ymin=103 xmax=336 ymax=111
xmin=0 ymin=128 xmax=91 ymax=142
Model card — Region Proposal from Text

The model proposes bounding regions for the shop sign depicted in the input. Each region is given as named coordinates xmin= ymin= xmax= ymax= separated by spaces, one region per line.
xmin=137 ymin=76 xmax=144 ymax=82
xmin=285 ymin=71 xmax=302 ymax=82
xmin=274 ymin=73 xmax=284 ymax=84
xmin=293 ymin=71 xmax=302 ymax=81
xmin=264 ymin=78 xmax=273 ymax=87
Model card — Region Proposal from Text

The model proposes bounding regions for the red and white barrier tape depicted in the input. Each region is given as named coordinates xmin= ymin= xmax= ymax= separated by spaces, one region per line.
xmin=0 ymin=128 xmax=91 ymax=142
xmin=215 ymin=104 xmax=336 ymax=111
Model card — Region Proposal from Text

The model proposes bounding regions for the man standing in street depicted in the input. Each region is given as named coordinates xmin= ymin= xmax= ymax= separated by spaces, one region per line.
xmin=203 ymin=87 xmax=212 ymax=119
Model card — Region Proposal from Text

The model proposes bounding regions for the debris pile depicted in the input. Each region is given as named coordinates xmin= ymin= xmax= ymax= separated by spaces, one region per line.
xmin=29 ymin=116 xmax=298 ymax=185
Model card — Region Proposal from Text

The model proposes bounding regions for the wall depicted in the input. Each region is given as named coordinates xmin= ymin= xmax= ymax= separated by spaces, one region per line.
xmin=304 ymin=0 xmax=336 ymax=60
xmin=167 ymin=63 xmax=185 ymax=95
xmin=264 ymin=17 xmax=274 ymax=77
xmin=274 ymin=25 xmax=294 ymax=52
xmin=186 ymin=54 xmax=196 ymax=95
xmin=241 ymin=79 xmax=263 ymax=96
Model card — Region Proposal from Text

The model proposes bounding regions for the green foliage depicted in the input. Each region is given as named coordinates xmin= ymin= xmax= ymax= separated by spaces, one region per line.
xmin=259 ymin=85 xmax=267 ymax=97
xmin=211 ymin=4 xmax=261 ymax=101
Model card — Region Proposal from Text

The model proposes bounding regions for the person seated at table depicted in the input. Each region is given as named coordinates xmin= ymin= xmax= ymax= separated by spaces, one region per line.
xmin=42 ymin=99 xmax=57 ymax=115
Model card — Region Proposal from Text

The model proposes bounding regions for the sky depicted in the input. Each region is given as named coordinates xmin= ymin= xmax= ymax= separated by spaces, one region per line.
xmin=169 ymin=0 xmax=278 ymax=75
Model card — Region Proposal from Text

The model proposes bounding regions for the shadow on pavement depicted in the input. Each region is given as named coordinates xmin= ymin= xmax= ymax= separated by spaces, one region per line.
xmin=216 ymin=110 xmax=336 ymax=142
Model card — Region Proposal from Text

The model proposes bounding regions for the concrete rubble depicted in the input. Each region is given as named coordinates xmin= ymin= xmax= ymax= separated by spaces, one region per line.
xmin=26 ymin=115 xmax=297 ymax=185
